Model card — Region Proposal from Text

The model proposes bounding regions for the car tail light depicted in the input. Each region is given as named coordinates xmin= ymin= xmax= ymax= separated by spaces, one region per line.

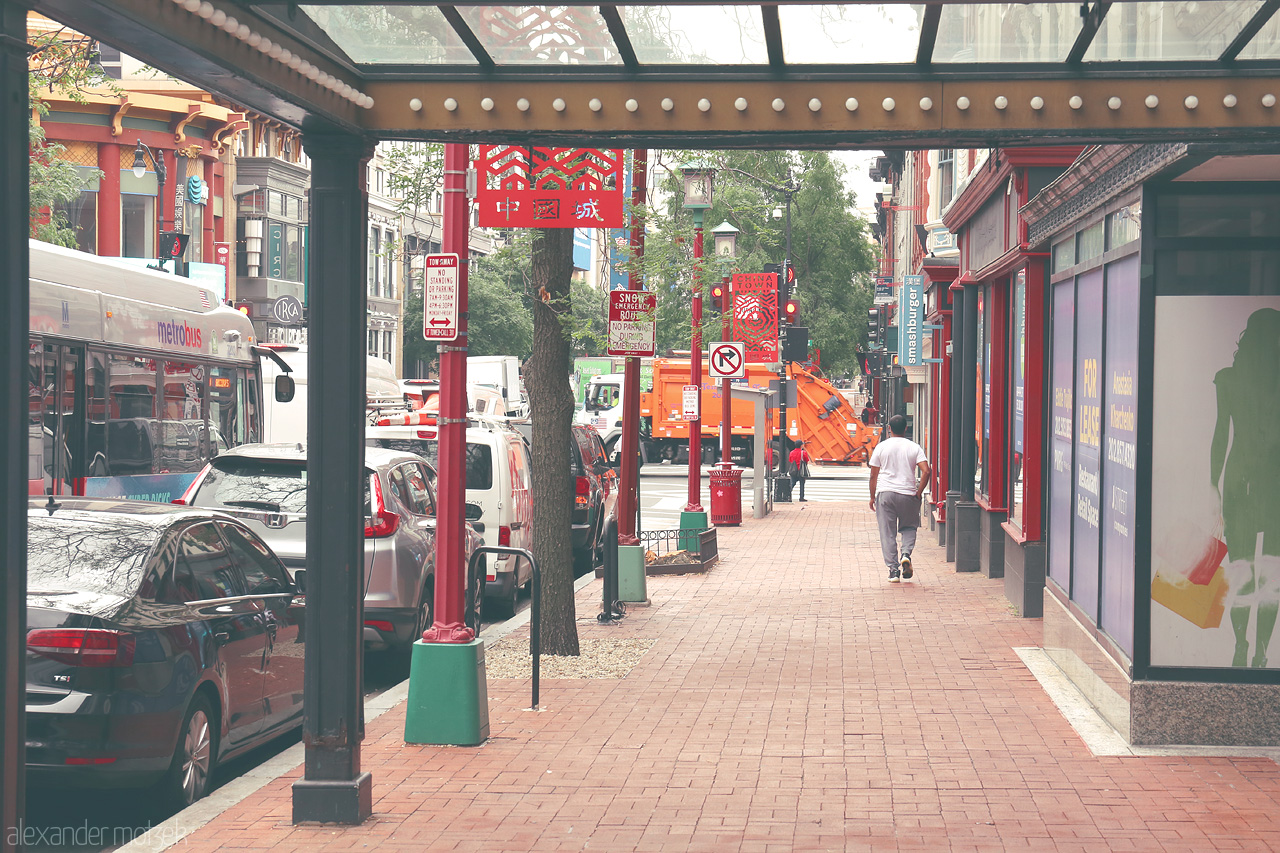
xmin=364 ymin=475 xmax=399 ymax=538
xmin=173 ymin=464 xmax=211 ymax=505
xmin=364 ymin=620 xmax=395 ymax=633
xmin=27 ymin=629 xmax=135 ymax=667
xmin=499 ymin=525 xmax=511 ymax=547
xmin=575 ymin=476 xmax=590 ymax=506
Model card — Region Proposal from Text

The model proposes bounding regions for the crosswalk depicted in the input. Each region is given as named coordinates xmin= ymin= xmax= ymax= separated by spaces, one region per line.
xmin=637 ymin=472 xmax=872 ymax=530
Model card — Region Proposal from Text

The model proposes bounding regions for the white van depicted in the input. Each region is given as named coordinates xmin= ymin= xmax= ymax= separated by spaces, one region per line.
xmin=467 ymin=355 xmax=526 ymax=417
xmin=366 ymin=416 xmax=533 ymax=618
xmin=259 ymin=344 xmax=402 ymax=444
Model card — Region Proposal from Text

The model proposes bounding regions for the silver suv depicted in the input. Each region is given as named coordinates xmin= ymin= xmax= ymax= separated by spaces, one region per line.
xmin=180 ymin=443 xmax=482 ymax=652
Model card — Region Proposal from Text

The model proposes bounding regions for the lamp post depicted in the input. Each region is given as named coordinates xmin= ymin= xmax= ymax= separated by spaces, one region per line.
xmin=710 ymin=221 xmax=738 ymax=465
xmin=681 ymin=165 xmax=713 ymax=517
xmin=771 ymin=174 xmax=799 ymax=499
xmin=131 ymin=140 xmax=166 ymax=268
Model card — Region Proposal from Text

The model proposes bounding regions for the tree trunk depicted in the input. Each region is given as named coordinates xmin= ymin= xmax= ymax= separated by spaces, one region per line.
xmin=524 ymin=227 xmax=579 ymax=656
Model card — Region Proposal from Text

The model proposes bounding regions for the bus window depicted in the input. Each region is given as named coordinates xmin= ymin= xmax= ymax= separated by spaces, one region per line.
xmin=86 ymin=351 xmax=108 ymax=476
xmin=108 ymin=354 xmax=157 ymax=475
xmin=162 ymin=360 xmax=208 ymax=474
xmin=208 ymin=366 xmax=240 ymax=452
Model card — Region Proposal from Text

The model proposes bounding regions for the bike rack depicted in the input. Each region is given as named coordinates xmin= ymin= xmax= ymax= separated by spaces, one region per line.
xmin=598 ymin=515 xmax=625 ymax=623
xmin=467 ymin=545 xmax=541 ymax=709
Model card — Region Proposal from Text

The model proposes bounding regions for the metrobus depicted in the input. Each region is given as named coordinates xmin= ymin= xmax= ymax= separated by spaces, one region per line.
xmin=28 ymin=239 xmax=265 ymax=504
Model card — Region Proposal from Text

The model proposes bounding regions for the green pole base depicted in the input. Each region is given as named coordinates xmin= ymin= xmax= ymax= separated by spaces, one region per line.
xmin=679 ymin=510 xmax=709 ymax=550
xmin=404 ymin=638 xmax=490 ymax=746
xmin=618 ymin=544 xmax=647 ymax=603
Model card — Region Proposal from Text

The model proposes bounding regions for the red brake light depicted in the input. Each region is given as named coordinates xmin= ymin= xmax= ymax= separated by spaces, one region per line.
xmin=499 ymin=525 xmax=511 ymax=547
xmin=575 ymin=476 xmax=590 ymax=497
xmin=364 ymin=475 xmax=399 ymax=538
xmin=364 ymin=620 xmax=395 ymax=633
xmin=27 ymin=629 xmax=135 ymax=667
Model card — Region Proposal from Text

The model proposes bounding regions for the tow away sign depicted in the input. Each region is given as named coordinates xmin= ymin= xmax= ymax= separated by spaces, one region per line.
xmin=607 ymin=290 xmax=656 ymax=357
xmin=423 ymin=254 xmax=460 ymax=342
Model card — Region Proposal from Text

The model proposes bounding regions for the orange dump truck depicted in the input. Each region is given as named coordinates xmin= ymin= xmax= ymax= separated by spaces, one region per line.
xmin=629 ymin=358 xmax=877 ymax=466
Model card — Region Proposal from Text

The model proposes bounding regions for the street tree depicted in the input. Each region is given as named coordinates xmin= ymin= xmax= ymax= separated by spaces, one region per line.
xmin=523 ymin=226 xmax=580 ymax=656
xmin=28 ymin=28 xmax=107 ymax=247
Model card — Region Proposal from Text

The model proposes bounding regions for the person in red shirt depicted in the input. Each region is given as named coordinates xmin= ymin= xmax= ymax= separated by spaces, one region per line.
xmin=788 ymin=440 xmax=812 ymax=502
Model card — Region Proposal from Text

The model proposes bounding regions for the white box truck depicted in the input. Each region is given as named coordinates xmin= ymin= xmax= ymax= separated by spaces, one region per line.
xmin=467 ymin=355 xmax=526 ymax=417
xmin=258 ymin=344 xmax=402 ymax=443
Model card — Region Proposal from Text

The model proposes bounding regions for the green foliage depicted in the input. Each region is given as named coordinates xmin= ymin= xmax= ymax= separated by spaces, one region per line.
xmin=27 ymin=29 xmax=109 ymax=247
xmin=613 ymin=150 xmax=878 ymax=374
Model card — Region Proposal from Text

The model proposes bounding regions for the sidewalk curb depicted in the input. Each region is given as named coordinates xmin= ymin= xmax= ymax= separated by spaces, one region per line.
xmin=116 ymin=570 xmax=599 ymax=853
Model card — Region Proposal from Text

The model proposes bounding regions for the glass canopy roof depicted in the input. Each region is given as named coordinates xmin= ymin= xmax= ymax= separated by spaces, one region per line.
xmin=290 ymin=1 xmax=1280 ymax=73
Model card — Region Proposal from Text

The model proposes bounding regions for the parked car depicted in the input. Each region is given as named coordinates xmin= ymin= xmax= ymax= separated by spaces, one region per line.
xmin=179 ymin=443 xmax=483 ymax=652
xmin=25 ymin=498 xmax=303 ymax=807
xmin=367 ymin=416 xmax=533 ymax=619
xmin=509 ymin=420 xmax=618 ymax=574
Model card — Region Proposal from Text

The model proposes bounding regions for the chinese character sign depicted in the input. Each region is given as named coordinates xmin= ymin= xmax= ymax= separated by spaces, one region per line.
xmin=898 ymin=274 xmax=925 ymax=367
xmin=731 ymin=273 xmax=779 ymax=363
xmin=477 ymin=146 xmax=625 ymax=228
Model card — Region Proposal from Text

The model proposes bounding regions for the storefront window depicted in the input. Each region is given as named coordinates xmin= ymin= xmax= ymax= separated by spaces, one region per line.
xmin=974 ymin=287 xmax=986 ymax=496
xmin=54 ymin=190 xmax=98 ymax=254
xmin=185 ymin=201 xmax=204 ymax=263
xmin=121 ymin=194 xmax=155 ymax=259
xmin=1077 ymin=220 xmax=1105 ymax=264
xmin=1106 ymin=201 xmax=1141 ymax=249
xmin=1008 ymin=270 xmax=1026 ymax=530
xmin=1052 ymin=236 xmax=1074 ymax=273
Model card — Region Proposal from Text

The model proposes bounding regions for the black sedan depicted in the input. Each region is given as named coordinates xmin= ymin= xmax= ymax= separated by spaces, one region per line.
xmin=24 ymin=498 xmax=304 ymax=807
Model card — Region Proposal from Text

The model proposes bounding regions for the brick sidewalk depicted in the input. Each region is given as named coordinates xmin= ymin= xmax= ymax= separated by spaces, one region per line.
xmin=170 ymin=500 xmax=1280 ymax=852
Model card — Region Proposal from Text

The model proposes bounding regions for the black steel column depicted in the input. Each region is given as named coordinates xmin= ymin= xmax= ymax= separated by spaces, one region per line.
xmin=2 ymin=7 xmax=30 ymax=853
xmin=293 ymin=134 xmax=375 ymax=824
xmin=945 ymin=285 xmax=965 ymax=561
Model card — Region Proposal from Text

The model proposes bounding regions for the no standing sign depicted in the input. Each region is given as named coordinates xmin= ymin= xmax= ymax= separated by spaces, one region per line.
xmin=423 ymin=254 xmax=460 ymax=342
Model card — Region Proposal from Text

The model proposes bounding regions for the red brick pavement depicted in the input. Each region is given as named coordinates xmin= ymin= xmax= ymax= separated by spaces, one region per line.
xmin=174 ymin=499 xmax=1280 ymax=852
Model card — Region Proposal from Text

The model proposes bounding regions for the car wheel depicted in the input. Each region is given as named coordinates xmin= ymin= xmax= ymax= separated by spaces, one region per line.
xmin=161 ymin=694 xmax=217 ymax=809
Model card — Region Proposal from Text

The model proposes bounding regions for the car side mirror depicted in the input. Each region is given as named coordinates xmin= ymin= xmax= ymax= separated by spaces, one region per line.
xmin=469 ymin=521 xmax=486 ymax=533
xmin=292 ymin=569 xmax=306 ymax=593
xmin=592 ymin=459 xmax=611 ymax=475
xmin=275 ymin=374 xmax=295 ymax=403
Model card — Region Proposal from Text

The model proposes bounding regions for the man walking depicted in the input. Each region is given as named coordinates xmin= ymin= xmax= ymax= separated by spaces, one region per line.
xmin=789 ymin=439 xmax=812 ymax=502
xmin=868 ymin=414 xmax=930 ymax=583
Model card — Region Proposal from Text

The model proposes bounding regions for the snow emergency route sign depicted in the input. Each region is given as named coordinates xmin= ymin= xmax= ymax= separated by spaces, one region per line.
xmin=422 ymin=254 xmax=460 ymax=342
xmin=607 ymin=290 xmax=656 ymax=357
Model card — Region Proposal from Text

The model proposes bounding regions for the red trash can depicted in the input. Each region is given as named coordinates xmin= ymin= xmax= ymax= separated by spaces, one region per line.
xmin=709 ymin=464 xmax=743 ymax=527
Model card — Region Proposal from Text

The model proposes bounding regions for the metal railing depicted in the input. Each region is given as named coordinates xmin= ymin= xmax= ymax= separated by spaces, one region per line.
xmin=467 ymin=545 xmax=541 ymax=709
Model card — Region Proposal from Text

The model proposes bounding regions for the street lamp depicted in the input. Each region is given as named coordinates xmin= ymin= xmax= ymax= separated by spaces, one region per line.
xmin=710 ymin=222 xmax=738 ymax=466
xmin=681 ymin=165 xmax=713 ymax=518
xmin=770 ymin=174 xmax=799 ymax=500
xmin=132 ymin=140 xmax=166 ymax=267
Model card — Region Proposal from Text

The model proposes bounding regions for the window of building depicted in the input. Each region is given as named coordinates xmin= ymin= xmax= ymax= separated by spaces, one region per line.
xmin=382 ymin=330 xmax=394 ymax=363
xmin=383 ymin=229 xmax=396 ymax=299
xmin=285 ymin=224 xmax=302 ymax=282
xmin=368 ymin=226 xmax=381 ymax=295
xmin=937 ymin=149 xmax=955 ymax=208
xmin=1051 ymin=236 xmax=1075 ymax=273
xmin=185 ymin=200 xmax=204 ymax=263
xmin=121 ymin=194 xmax=155 ymax=259
xmin=367 ymin=329 xmax=378 ymax=357
xmin=54 ymin=190 xmax=98 ymax=254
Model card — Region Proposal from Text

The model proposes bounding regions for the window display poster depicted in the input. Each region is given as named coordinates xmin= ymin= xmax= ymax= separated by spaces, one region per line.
xmin=975 ymin=288 xmax=986 ymax=493
xmin=1072 ymin=269 xmax=1104 ymax=621
xmin=1150 ymin=296 xmax=1280 ymax=669
xmin=1099 ymin=256 xmax=1139 ymax=657
xmin=1048 ymin=281 xmax=1075 ymax=589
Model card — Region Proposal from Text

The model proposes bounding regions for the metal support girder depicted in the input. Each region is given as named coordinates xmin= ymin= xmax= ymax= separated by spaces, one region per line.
xmin=293 ymin=133 xmax=375 ymax=826
xmin=959 ymin=284 xmax=979 ymax=503
xmin=1 ymin=6 xmax=30 ymax=852
xmin=34 ymin=0 xmax=361 ymax=134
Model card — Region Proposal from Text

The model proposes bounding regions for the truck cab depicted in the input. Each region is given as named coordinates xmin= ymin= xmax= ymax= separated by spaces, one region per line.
xmin=575 ymin=373 xmax=625 ymax=462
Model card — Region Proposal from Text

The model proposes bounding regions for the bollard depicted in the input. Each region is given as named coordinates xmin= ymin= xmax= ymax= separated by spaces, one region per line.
xmin=468 ymin=545 xmax=540 ymax=709
xmin=598 ymin=514 xmax=625 ymax=623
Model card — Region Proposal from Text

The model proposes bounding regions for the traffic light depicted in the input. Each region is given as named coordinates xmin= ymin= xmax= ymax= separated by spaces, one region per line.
xmin=868 ymin=307 xmax=882 ymax=346
xmin=234 ymin=301 xmax=253 ymax=317
xmin=710 ymin=281 xmax=726 ymax=312
xmin=782 ymin=259 xmax=796 ymax=286
xmin=784 ymin=297 xmax=800 ymax=325
xmin=159 ymin=231 xmax=190 ymax=260
xmin=781 ymin=325 xmax=808 ymax=362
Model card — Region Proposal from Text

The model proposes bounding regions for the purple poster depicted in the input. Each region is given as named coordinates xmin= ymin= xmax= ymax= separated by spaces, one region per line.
xmin=1010 ymin=271 xmax=1027 ymax=528
xmin=1100 ymin=255 xmax=1139 ymax=657
xmin=975 ymin=288 xmax=986 ymax=493
xmin=1072 ymin=269 xmax=1104 ymax=621
xmin=1048 ymin=282 xmax=1075 ymax=589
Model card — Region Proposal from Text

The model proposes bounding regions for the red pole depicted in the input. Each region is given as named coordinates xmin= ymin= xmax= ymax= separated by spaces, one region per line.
xmin=618 ymin=150 xmax=646 ymax=546
xmin=685 ymin=215 xmax=704 ymax=512
xmin=423 ymin=143 xmax=473 ymax=644
xmin=720 ymin=275 xmax=731 ymax=464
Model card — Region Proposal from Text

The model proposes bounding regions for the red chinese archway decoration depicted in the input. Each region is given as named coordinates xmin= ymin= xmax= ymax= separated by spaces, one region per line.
xmin=476 ymin=146 xmax=625 ymax=228
xmin=731 ymin=273 xmax=779 ymax=364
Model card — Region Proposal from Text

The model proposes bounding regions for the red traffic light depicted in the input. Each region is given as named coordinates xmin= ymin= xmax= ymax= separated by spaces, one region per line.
xmin=711 ymin=283 xmax=725 ymax=311
xmin=784 ymin=299 xmax=799 ymax=324
xmin=234 ymin=302 xmax=252 ymax=316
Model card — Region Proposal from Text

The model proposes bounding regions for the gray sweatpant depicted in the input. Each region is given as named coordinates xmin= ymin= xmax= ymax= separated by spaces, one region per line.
xmin=876 ymin=491 xmax=921 ymax=569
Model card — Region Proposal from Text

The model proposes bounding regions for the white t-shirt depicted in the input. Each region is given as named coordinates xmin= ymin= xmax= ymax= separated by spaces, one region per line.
xmin=868 ymin=436 xmax=927 ymax=496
